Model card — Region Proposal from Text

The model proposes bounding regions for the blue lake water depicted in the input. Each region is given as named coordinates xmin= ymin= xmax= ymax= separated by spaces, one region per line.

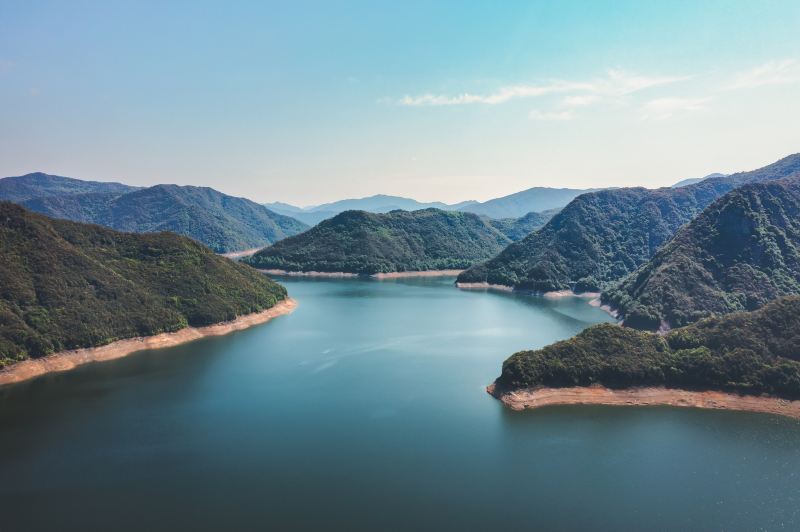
xmin=1 ymin=277 xmax=799 ymax=530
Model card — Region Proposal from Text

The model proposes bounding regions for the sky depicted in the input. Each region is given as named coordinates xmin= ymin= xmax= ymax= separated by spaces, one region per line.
xmin=1 ymin=0 xmax=799 ymax=206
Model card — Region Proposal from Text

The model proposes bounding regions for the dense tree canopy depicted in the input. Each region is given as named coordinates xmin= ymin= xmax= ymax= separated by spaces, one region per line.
xmin=496 ymin=296 xmax=800 ymax=400
xmin=245 ymin=208 xmax=513 ymax=274
xmin=0 ymin=202 xmax=287 ymax=366
xmin=604 ymin=177 xmax=800 ymax=330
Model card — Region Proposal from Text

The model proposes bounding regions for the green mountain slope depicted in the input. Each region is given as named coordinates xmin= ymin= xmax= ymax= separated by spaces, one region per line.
xmin=245 ymin=208 xmax=512 ymax=274
xmin=22 ymin=184 xmax=308 ymax=253
xmin=0 ymin=202 xmax=287 ymax=366
xmin=0 ymin=172 xmax=137 ymax=202
xmin=494 ymin=296 xmax=800 ymax=400
xmin=488 ymin=209 xmax=559 ymax=241
xmin=604 ymin=177 xmax=800 ymax=330
xmin=458 ymin=153 xmax=800 ymax=292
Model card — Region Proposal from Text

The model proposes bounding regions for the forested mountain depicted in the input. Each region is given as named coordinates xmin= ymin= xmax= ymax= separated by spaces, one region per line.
xmin=458 ymin=154 xmax=800 ymax=292
xmin=245 ymin=208 xmax=512 ymax=274
xmin=604 ymin=176 xmax=800 ymax=330
xmin=493 ymin=296 xmax=800 ymax=400
xmin=460 ymin=187 xmax=595 ymax=219
xmin=488 ymin=209 xmax=559 ymax=241
xmin=0 ymin=172 xmax=137 ymax=202
xmin=0 ymin=202 xmax=287 ymax=366
xmin=19 ymin=182 xmax=308 ymax=253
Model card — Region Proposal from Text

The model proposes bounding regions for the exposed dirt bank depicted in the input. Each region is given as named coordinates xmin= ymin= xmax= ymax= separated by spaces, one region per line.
xmin=488 ymin=384 xmax=800 ymax=419
xmin=0 ymin=298 xmax=297 ymax=386
xmin=454 ymin=282 xmax=514 ymax=292
xmin=221 ymin=248 xmax=261 ymax=259
xmin=261 ymin=269 xmax=463 ymax=279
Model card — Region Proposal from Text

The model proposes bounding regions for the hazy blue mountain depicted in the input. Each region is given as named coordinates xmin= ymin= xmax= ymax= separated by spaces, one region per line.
xmin=0 ymin=172 xmax=137 ymax=202
xmin=266 ymin=195 xmax=478 ymax=226
xmin=28 ymin=185 xmax=308 ymax=254
xmin=671 ymin=172 xmax=727 ymax=188
xmin=459 ymin=187 xmax=597 ymax=219
xmin=11 ymin=176 xmax=309 ymax=253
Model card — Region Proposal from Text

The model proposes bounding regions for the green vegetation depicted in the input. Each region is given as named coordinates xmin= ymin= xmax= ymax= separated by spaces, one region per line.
xmin=0 ymin=172 xmax=136 ymax=202
xmin=604 ymin=177 xmax=800 ymax=330
xmin=458 ymin=154 xmax=800 ymax=292
xmin=488 ymin=209 xmax=558 ymax=241
xmin=495 ymin=296 xmax=800 ymax=399
xmin=2 ymin=173 xmax=308 ymax=253
xmin=245 ymin=208 xmax=513 ymax=274
xmin=0 ymin=202 xmax=287 ymax=367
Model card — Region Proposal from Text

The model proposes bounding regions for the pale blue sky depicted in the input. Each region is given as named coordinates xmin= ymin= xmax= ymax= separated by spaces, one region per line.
xmin=1 ymin=1 xmax=799 ymax=205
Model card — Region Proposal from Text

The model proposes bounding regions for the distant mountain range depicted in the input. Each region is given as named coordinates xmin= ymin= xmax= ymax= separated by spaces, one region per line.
xmin=0 ymin=171 xmax=138 ymax=201
xmin=0 ymin=173 xmax=308 ymax=253
xmin=245 ymin=208 xmax=513 ymax=274
xmin=460 ymin=187 xmax=598 ymax=219
xmin=266 ymin=187 xmax=594 ymax=224
xmin=458 ymin=153 xmax=800 ymax=292
xmin=0 ymin=202 xmax=288 ymax=366
xmin=671 ymin=172 xmax=727 ymax=188
xmin=605 ymin=175 xmax=800 ymax=330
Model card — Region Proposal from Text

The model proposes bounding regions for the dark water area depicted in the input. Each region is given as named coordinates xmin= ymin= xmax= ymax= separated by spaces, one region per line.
xmin=1 ymin=277 xmax=799 ymax=530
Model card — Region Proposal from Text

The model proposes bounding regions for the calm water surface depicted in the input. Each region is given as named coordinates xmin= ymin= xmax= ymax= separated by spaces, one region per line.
xmin=1 ymin=277 xmax=799 ymax=531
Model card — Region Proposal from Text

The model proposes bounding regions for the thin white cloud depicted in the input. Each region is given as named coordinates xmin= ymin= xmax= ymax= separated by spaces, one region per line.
xmin=529 ymin=109 xmax=574 ymax=121
xmin=560 ymin=95 xmax=600 ymax=107
xmin=642 ymin=97 xmax=710 ymax=120
xmin=396 ymin=69 xmax=689 ymax=106
xmin=727 ymin=59 xmax=800 ymax=90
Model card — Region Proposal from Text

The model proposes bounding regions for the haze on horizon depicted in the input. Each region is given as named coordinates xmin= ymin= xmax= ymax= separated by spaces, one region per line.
xmin=1 ymin=0 xmax=799 ymax=206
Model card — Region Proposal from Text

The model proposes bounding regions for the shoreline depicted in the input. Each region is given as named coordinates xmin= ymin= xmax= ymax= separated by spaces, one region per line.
xmin=488 ymin=384 xmax=800 ymax=419
xmin=0 ymin=298 xmax=297 ymax=387
xmin=455 ymin=281 xmax=514 ymax=292
xmin=221 ymin=248 xmax=261 ymax=259
xmin=260 ymin=269 xmax=463 ymax=279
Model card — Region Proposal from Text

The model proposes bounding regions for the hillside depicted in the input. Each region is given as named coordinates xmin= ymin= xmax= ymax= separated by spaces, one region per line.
xmin=488 ymin=209 xmax=559 ymax=241
xmin=245 ymin=208 xmax=512 ymax=274
xmin=0 ymin=172 xmax=137 ymax=202
xmin=494 ymin=296 xmax=800 ymax=400
xmin=21 ymin=183 xmax=308 ymax=253
xmin=604 ymin=177 xmax=800 ymax=330
xmin=0 ymin=202 xmax=288 ymax=367
xmin=460 ymin=187 xmax=594 ymax=219
xmin=458 ymin=153 xmax=800 ymax=292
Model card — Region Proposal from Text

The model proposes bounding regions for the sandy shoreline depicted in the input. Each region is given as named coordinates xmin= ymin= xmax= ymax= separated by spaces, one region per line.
xmin=261 ymin=269 xmax=463 ymax=279
xmin=221 ymin=248 xmax=261 ymax=259
xmin=0 ymin=298 xmax=297 ymax=387
xmin=488 ymin=384 xmax=800 ymax=419
xmin=455 ymin=281 xmax=514 ymax=292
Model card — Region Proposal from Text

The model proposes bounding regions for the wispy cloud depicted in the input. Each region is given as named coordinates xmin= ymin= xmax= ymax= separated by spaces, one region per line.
xmin=642 ymin=97 xmax=710 ymax=120
xmin=560 ymin=95 xmax=600 ymax=107
xmin=396 ymin=69 xmax=689 ymax=107
xmin=727 ymin=59 xmax=800 ymax=90
xmin=529 ymin=109 xmax=574 ymax=121
xmin=0 ymin=59 xmax=14 ymax=74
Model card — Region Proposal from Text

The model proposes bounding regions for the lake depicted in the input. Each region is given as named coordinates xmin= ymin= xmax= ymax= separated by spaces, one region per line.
xmin=1 ymin=277 xmax=799 ymax=530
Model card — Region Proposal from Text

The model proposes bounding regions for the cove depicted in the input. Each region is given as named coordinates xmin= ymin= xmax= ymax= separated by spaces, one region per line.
xmin=1 ymin=277 xmax=799 ymax=531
